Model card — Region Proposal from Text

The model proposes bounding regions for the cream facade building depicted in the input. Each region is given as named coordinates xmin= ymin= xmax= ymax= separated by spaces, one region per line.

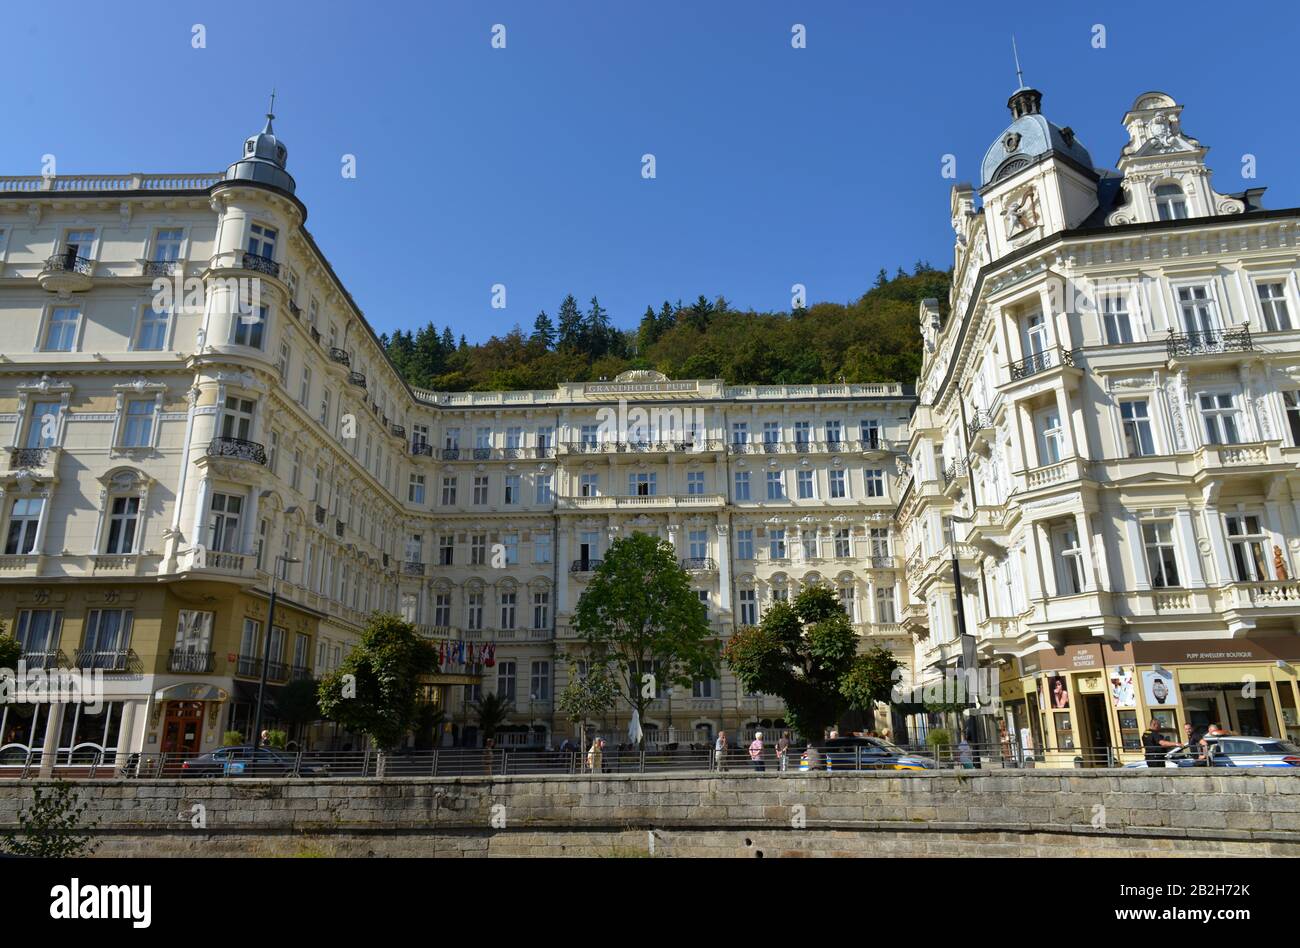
xmin=0 ymin=114 xmax=916 ymax=763
xmin=901 ymin=87 xmax=1300 ymax=763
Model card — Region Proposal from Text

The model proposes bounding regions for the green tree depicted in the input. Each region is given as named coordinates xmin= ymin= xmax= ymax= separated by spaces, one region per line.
xmin=531 ymin=310 xmax=556 ymax=349
xmin=1 ymin=781 xmax=98 ymax=857
xmin=555 ymin=664 xmax=620 ymax=741
xmin=471 ymin=692 xmax=513 ymax=742
xmin=276 ymin=677 xmax=323 ymax=745
xmin=572 ymin=533 xmax=717 ymax=747
xmin=317 ymin=613 xmax=435 ymax=750
xmin=414 ymin=704 xmax=446 ymax=750
xmin=723 ymin=584 xmax=887 ymax=740
xmin=840 ymin=644 xmax=905 ymax=713
xmin=556 ymin=294 xmax=585 ymax=352
xmin=0 ymin=625 xmax=18 ymax=671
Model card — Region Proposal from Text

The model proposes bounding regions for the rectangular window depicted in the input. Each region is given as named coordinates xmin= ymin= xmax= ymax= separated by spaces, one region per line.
xmin=441 ymin=476 xmax=457 ymax=506
xmin=82 ymin=608 xmax=133 ymax=666
xmin=763 ymin=422 xmax=781 ymax=449
xmin=497 ymin=662 xmax=517 ymax=702
xmin=834 ymin=528 xmax=852 ymax=558
xmin=739 ymin=589 xmax=757 ymax=625
xmin=1256 ymin=282 xmax=1292 ymax=331
xmin=438 ymin=534 xmax=454 ymax=566
xmin=444 ymin=427 xmax=461 ymax=450
xmin=688 ymin=529 xmax=708 ymax=560
xmin=580 ymin=474 xmax=599 ymax=497
xmin=864 ymin=469 xmax=885 ymax=497
xmin=769 ymin=528 xmax=787 ymax=559
xmin=5 ymin=497 xmax=43 ymax=555
xmin=1178 ymin=285 xmax=1219 ymax=335
xmin=533 ymin=593 xmax=550 ymax=630
xmin=875 ymin=586 xmax=896 ymax=625
xmin=693 ymin=677 xmax=716 ymax=699
xmin=534 ymin=532 xmax=552 ymax=564
xmin=529 ymin=660 xmax=551 ymax=699
xmin=628 ymin=472 xmax=656 ymax=496
xmin=860 ymin=419 xmax=881 ymax=449
xmin=1142 ymin=520 xmax=1181 ymax=588
xmin=233 ymin=305 xmax=266 ymax=349
xmin=580 ymin=424 xmax=599 ymax=448
xmin=247 ymin=223 xmax=277 ymax=258
xmin=825 ymin=420 xmax=842 ymax=447
xmin=121 ymin=399 xmax=155 ymax=448
xmin=765 ymin=470 xmax=785 ymax=500
xmin=299 ymin=365 xmax=311 ymax=405
xmin=506 ymin=427 xmax=522 ymax=450
xmin=174 ymin=610 xmax=213 ymax=653
xmin=733 ymin=471 xmax=751 ymax=501
xmin=433 ymin=594 xmax=452 ymax=627
xmin=829 ymin=469 xmax=846 ymax=498
xmin=15 ymin=609 xmax=62 ymax=656
xmin=1199 ymin=393 xmax=1240 ymax=445
xmin=535 ymin=473 xmax=553 ymax=504
xmin=152 ymin=227 xmax=183 ymax=262
xmin=470 ymin=534 xmax=487 ymax=566
xmin=43 ymin=306 xmax=80 ymax=352
xmin=731 ymin=422 xmax=749 ymax=446
xmin=474 ymin=427 xmax=492 ymax=451
xmin=838 ymin=586 xmax=855 ymax=620
xmin=503 ymin=534 xmax=519 ymax=565
xmin=697 ymin=590 xmax=710 ymax=621
xmin=408 ymin=474 xmax=425 ymax=505
xmin=793 ymin=421 xmax=811 ymax=449
xmin=500 ymin=592 xmax=517 ymax=630
xmin=26 ymin=401 xmax=59 ymax=448
xmin=1225 ymin=514 xmax=1271 ymax=582
xmin=736 ymin=528 xmax=754 ymax=561
xmin=319 ymin=389 xmax=332 ymax=429
xmin=504 ymin=475 xmax=521 ymax=505
xmin=1120 ymin=399 xmax=1155 ymax=457
xmin=869 ymin=527 xmax=891 ymax=559
xmin=801 ymin=529 xmax=818 ymax=560
xmin=473 ymin=476 xmax=489 ymax=505
xmin=536 ymin=427 xmax=553 ymax=452
xmin=1101 ymin=295 xmax=1134 ymax=344
xmin=1052 ymin=524 xmax=1085 ymax=595
xmin=136 ymin=305 xmax=170 ymax=350
xmin=467 ymin=593 xmax=484 ymax=632
xmin=1284 ymin=391 xmax=1300 ymax=447
xmin=796 ymin=469 xmax=815 ymax=499
xmin=105 ymin=496 xmax=140 ymax=554
xmin=207 ymin=493 xmax=243 ymax=553
xmin=1036 ymin=408 xmax=1064 ymax=464
xmin=686 ymin=471 xmax=705 ymax=496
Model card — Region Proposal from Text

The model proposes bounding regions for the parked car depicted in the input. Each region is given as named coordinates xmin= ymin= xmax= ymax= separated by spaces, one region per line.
xmin=180 ymin=745 xmax=330 ymax=778
xmin=800 ymin=736 xmax=934 ymax=772
xmin=1125 ymin=735 xmax=1300 ymax=769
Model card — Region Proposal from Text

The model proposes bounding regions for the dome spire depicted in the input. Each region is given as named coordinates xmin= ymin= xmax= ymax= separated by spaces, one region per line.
xmin=264 ymin=89 xmax=277 ymax=133
xmin=1006 ymin=37 xmax=1042 ymax=120
xmin=222 ymin=95 xmax=296 ymax=194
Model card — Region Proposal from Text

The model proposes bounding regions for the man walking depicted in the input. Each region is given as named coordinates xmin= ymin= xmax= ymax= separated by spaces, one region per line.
xmin=749 ymin=731 xmax=765 ymax=772
xmin=776 ymin=732 xmax=791 ymax=772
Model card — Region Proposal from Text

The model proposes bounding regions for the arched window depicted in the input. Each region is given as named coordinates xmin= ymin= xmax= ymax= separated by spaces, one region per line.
xmin=1154 ymin=183 xmax=1188 ymax=221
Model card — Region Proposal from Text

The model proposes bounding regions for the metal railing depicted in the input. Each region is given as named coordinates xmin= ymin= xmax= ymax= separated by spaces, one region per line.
xmin=241 ymin=252 xmax=280 ymax=278
xmin=234 ymin=655 xmax=289 ymax=681
xmin=1166 ymin=327 xmax=1254 ymax=359
xmin=569 ymin=558 xmax=603 ymax=573
xmin=965 ymin=409 xmax=991 ymax=444
xmin=410 ymin=442 xmax=433 ymax=457
xmin=167 ymin=649 xmax=215 ymax=673
xmin=347 ymin=371 xmax=367 ymax=389
xmin=71 ymin=648 xmax=137 ymax=672
xmin=0 ymin=742 xmax=1180 ymax=781
xmin=328 ymin=346 xmax=351 ymax=366
xmin=44 ymin=250 xmax=93 ymax=275
xmin=206 ymin=436 xmax=267 ymax=465
xmin=142 ymin=259 xmax=175 ymax=277
xmin=680 ymin=556 xmax=717 ymax=571
xmin=1009 ymin=347 xmax=1072 ymax=381
xmin=10 ymin=448 xmax=50 ymax=468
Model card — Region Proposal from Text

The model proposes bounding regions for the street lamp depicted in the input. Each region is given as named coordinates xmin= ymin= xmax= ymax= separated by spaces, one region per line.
xmin=250 ymin=552 xmax=299 ymax=754
xmin=947 ymin=513 xmax=1004 ymax=752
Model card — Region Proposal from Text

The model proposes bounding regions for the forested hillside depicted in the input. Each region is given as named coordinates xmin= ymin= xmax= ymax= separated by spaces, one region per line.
xmin=381 ymin=263 xmax=949 ymax=392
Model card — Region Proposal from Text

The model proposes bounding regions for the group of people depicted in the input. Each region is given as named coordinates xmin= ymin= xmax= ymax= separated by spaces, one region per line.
xmin=1141 ymin=720 xmax=1233 ymax=765
xmin=713 ymin=730 xmax=794 ymax=771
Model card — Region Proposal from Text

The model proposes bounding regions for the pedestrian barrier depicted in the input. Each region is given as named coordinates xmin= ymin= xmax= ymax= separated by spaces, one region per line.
xmin=0 ymin=741 xmax=1177 ymax=779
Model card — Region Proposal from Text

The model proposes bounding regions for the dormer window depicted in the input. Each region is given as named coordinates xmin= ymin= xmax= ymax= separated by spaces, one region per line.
xmin=1154 ymin=183 xmax=1188 ymax=221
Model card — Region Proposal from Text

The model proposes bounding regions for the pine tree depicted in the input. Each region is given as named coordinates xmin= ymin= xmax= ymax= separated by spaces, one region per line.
xmin=586 ymin=296 xmax=612 ymax=358
xmin=557 ymin=294 xmax=584 ymax=351
xmin=531 ymin=311 xmax=556 ymax=349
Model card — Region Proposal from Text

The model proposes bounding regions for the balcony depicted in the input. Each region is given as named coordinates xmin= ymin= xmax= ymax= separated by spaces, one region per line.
xmin=8 ymin=447 xmax=54 ymax=472
xmin=38 ymin=250 xmax=93 ymax=292
xmin=557 ymin=493 xmax=726 ymax=511
xmin=562 ymin=438 xmax=722 ymax=456
xmin=168 ymin=649 xmax=216 ymax=674
xmin=727 ymin=438 xmax=889 ymax=456
xmin=1008 ymin=347 xmax=1073 ymax=382
xmin=680 ymin=556 xmax=717 ymax=572
xmin=402 ymin=560 xmax=426 ymax=577
xmin=72 ymin=648 xmax=138 ymax=673
xmin=1023 ymin=457 xmax=1083 ymax=492
xmin=235 ymin=655 xmax=289 ymax=682
xmin=965 ymin=409 xmax=992 ymax=447
xmin=1222 ymin=580 xmax=1300 ymax=610
xmin=1192 ymin=440 xmax=1284 ymax=473
xmin=290 ymin=665 xmax=313 ymax=682
xmin=570 ymin=558 xmax=603 ymax=573
xmin=410 ymin=442 xmax=433 ymax=458
xmin=1166 ymin=327 xmax=1254 ymax=362
xmin=240 ymin=252 xmax=280 ymax=279
xmin=347 ymin=371 xmax=367 ymax=389
xmin=390 ymin=424 xmax=406 ymax=440
xmin=206 ymin=436 xmax=267 ymax=465
xmin=942 ymin=458 xmax=968 ymax=490
xmin=328 ymin=347 xmax=351 ymax=367
xmin=142 ymin=259 xmax=176 ymax=278
xmin=19 ymin=650 xmax=68 ymax=671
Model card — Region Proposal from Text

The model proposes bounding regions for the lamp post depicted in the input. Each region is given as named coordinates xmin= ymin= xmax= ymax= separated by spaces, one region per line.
xmin=947 ymin=513 xmax=1000 ymax=753
xmin=250 ymin=553 xmax=298 ymax=754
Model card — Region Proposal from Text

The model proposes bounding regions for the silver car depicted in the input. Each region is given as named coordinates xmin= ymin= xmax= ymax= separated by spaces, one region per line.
xmin=1125 ymin=734 xmax=1300 ymax=769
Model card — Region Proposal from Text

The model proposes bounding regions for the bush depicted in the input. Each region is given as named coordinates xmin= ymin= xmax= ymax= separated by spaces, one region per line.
xmin=265 ymin=730 xmax=288 ymax=749
xmin=926 ymin=728 xmax=954 ymax=749
xmin=0 ymin=780 xmax=98 ymax=857
xmin=222 ymin=731 xmax=244 ymax=747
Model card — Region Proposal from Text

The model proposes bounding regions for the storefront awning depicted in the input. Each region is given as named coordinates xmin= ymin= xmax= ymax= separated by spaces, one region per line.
xmin=154 ymin=682 xmax=230 ymax=702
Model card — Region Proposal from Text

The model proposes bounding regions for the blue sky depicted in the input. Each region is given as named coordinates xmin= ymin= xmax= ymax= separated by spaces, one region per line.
xmin=5 ymin=1 xmax=1298 ymax=342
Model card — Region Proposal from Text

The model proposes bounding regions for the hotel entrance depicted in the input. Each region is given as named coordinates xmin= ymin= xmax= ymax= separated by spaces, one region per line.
xmin=160 ymin=701 xmax=204 ymax=754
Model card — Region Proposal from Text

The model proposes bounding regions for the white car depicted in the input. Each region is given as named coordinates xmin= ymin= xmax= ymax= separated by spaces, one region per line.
xmin=1125 ymin=734 xmax=1300 ymax=769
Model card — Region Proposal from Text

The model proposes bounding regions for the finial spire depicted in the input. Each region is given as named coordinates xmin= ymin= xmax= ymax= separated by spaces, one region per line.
xmin=1012 ymin=36 xmax=1025 ymax=89
xmin=267 ymin=88 xmax=277 ymax=120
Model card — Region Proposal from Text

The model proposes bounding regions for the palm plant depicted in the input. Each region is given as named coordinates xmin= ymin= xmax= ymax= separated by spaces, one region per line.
xmin=471 ymin=692 xmax=513 ymax=742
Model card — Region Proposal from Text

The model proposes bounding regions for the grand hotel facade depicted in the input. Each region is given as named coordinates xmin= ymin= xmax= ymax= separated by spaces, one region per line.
xmin=2 ymin=86 xmax=1300 ymax=766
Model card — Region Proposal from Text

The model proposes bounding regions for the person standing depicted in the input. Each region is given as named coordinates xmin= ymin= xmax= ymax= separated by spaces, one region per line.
xmin=587 ymin=737 xmax=604 ymax=774
xmin=776 ymin=732 xmax=791 ymax=772
xmin=1141 ymin=720 xmax=1179 ymax=766
xmin=749 ymin=731 xmax=765 ymax=772
xmin=715 ymin=730 xmax=728 ymax=772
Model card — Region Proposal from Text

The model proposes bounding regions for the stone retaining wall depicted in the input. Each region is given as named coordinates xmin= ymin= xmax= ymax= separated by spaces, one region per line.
xmin=2 ymin=769 xmax=1298 ymax=857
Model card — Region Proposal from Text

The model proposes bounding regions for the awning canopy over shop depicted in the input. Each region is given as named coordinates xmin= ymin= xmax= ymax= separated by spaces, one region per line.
xmin=154 ymin=683 xmax=230 ymax=702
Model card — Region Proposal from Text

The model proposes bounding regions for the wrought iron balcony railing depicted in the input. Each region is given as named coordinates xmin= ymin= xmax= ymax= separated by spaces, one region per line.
xmin=1008 ymin=347 xmax=1073 ymax=381
xmin=206 ymin=436 xmax=267 ymax=465
xmin=390 ymin=424 xmax=406 ymax=439
xmin=347 ymin=371 xmax=367 ymax=389
xmin=680 ymin=557 xmax=718 ymax=571
xmin=1166 ymin=327 xmax=1254 ymax=359
xmin=168 ymin=649 xmax=215 ymax=674
xmin=411 ymin=442 xmax=434 ymax=457
xmin=943 ymin=459 xmax=968 ymax=487
xmin=570 ymin=559 xmax=603 ymax=573
xmin=328 ymin=347 xmax=350 ymax=366
xmin=44 ymin=250 xmax=92 ymax=275
xmin=965 ymin=409 xmax=991 ymax=444
xmin=142 ymin=259 xmax=176 ymax=277
xmin=236 ymin=654 xmax=289 ymax=681
xmin=10 ymin=448 xmax=50 ymax=469
xmin=241 ymin=252 xmax=280 ymax=278
xmin=73 ymin=648 xmax=137 ymax=672
xmin=403 ymin=560 xmax=426 ymax=576
xmin=19 ymin=650 xmax=68 ymax=671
